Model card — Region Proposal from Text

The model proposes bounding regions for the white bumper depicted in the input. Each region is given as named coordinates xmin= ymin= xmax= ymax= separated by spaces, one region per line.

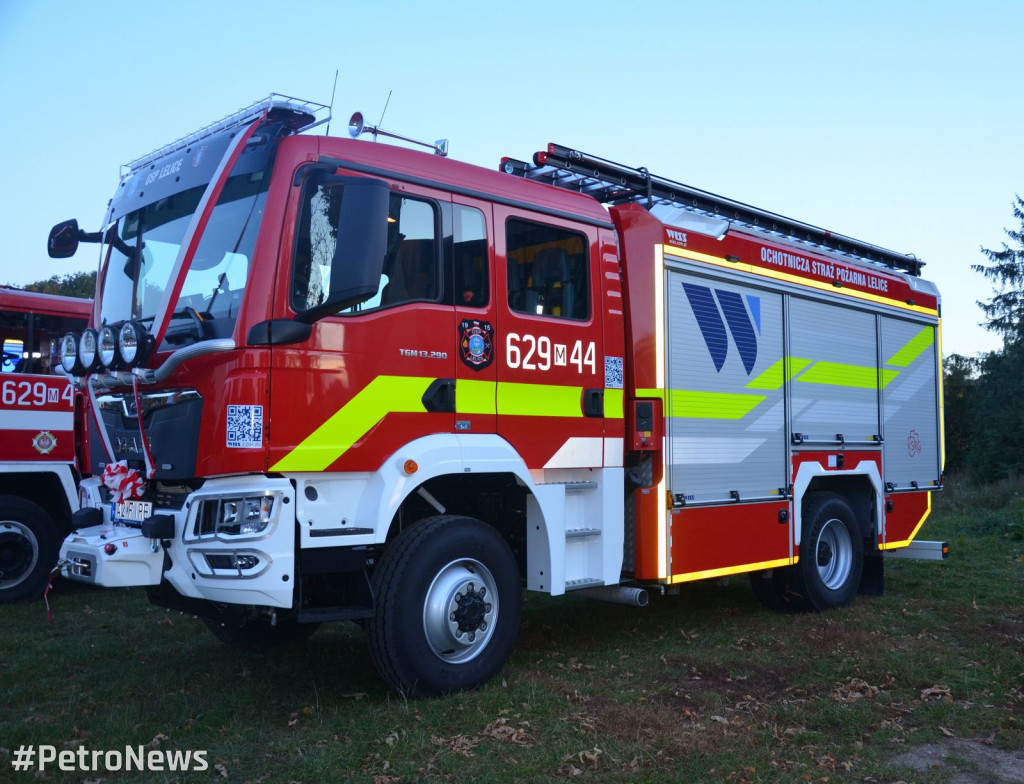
xmin=59 ymin=475 xmax=297 ymax=608
xmin=60 ymin=524 xmax=163 ymax=587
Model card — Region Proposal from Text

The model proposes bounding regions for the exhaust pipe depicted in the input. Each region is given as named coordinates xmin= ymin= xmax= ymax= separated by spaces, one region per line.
xmin=575 ymin=585 xmax=649 ymax=607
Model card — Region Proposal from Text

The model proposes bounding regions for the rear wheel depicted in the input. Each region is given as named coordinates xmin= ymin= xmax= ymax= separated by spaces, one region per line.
xmin=794 ymin=493 xmax=863 ymax=611
xmin=366 ymin=515 xmax=522 ymax=697
xmin=0 ymin=497 xmax=59 ymax=603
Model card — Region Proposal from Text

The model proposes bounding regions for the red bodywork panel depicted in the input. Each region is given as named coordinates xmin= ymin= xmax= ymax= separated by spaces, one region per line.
xmin=0 ymin=375 xmax=76 ymax=463
xmin=669 ymin=501 xmax=792 ymax=581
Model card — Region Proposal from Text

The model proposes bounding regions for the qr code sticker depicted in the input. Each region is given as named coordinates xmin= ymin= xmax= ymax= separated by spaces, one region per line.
xmin=605 ymin=356 xmax=624 ymax=389
xmin=227 ymin=404 xmax=263 ymax=448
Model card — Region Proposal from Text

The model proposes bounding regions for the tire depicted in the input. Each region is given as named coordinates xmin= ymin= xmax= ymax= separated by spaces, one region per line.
xmin=793 ymin=493 xmax=864 ymax=611
xmin=366 ymin=515 xmax=522 ymax=698
xmin=0 ymin=497 xmax=60 ymax=603
xmin=203 ymin=616 xmax=319 ymax=651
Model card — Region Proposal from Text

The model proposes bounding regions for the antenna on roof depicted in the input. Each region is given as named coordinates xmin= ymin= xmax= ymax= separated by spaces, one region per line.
xmin=325 ymin=70 xmax=339 ymax=136
xmin=377 ymin=90 xmax=392 ymax=129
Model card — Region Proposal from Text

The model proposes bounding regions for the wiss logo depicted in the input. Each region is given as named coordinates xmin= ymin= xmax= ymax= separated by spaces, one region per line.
xmin=682 ymin=283 xmax=760 ymax=375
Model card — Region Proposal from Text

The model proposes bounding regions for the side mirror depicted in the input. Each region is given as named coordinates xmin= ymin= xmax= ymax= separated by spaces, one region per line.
xmin=295 ymin=177 xmax=392 ymax=323
xmin=48 ymin=219 xmax=81 ymax=258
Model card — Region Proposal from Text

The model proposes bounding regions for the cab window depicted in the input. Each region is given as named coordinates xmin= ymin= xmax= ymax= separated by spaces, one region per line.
xmin=506 ymin=218 xmax=589 ymax=320
xmin=454 ymin=205 xmax=488 ymax=307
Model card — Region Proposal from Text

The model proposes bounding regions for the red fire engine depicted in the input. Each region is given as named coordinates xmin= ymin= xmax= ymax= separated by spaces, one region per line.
xmin=0 ymin=287 xmax=91 ymax=601
xmin=51 ymin=96 xmax=944 ymax=695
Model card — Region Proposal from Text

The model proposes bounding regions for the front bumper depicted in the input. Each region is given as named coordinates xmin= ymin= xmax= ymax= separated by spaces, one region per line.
xmin=60 ymin=524 xmax=163 ymax=587
xmin=59 ymin=475 xmax=297 ymax=608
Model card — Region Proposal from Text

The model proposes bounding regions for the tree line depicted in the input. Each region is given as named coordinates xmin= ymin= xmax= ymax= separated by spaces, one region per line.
xmin=945 ymin=195 xmax=1024 ymax=482
xmin=10 ymin=271 xmax=96 ymax=299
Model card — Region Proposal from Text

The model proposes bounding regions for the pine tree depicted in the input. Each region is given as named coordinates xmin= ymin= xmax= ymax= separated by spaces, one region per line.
xmin=974 ymin=195 xmax=1024 ymax=341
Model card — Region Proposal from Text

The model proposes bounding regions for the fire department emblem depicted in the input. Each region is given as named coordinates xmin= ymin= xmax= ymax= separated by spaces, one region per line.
xmin=32 ymin=431 xmax=57 ymax=455
xmin=459 ymin=319 xmax=494 ymax=371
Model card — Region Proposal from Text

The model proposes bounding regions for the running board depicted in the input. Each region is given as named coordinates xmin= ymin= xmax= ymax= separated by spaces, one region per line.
xmin=884 ymin=540 xmax=949 ymax=560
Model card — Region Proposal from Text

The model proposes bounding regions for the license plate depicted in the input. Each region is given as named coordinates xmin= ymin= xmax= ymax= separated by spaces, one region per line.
xmin=115 ymin=500 xmax=153 ymax=523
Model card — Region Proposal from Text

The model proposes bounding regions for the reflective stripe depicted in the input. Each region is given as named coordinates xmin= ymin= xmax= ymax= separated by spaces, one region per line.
xmin=881 ymin=493 xmax=932 ymax=550
xmin=457 ymin=379 xmax=497 ymax=415
xmin=797 ymin=362 xmax=899 ymax=389
xmin=668 ymin=390 xmax=765 ymax=420
xmin=274 ymin=375 xmax=624 ymax=470
xmin=669 ymin=555 xmax=795 ymax=584
xmin=746 ymin=357 xmax=812 ymax=391
xmin=886 ymin=326 xmax=935 ymax=367
xmin=498 ymin=381 xmax=583 ymax=418
xmin=605 ymin=388 xmax=625 ymax=419
xmin=664 ymin=245 xmax=939 ymax=316
xmin=271 ymin=375 xmax=432 ymax=472
xmin=637 ymin=387 xmax=766 ymax=420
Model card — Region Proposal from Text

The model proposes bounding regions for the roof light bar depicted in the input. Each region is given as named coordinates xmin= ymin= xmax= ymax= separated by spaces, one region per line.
xmin=125 ymin=93 xmax=331 ymax=174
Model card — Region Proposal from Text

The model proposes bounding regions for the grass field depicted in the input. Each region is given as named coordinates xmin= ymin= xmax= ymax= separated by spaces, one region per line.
xmin=2 ymin=477 xmax=1023 ymax=783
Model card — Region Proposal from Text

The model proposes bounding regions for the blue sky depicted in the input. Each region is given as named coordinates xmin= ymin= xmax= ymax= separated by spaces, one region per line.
xmin=1 ymin=0 xmax=1020 ymax=357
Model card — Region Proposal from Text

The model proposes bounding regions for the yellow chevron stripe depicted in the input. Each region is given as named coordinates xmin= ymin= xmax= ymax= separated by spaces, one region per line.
xmin=273 ymin=375 xmax=624 ymax=471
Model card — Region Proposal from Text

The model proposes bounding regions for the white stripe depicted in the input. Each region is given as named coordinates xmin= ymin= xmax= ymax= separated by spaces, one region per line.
xmin=543 ymin=437 xmax=604 ymax=468
xmin=603 ymin=437 xmax=624 ymax=467
xmin=0 ymin=410 xmax=73 ymax=430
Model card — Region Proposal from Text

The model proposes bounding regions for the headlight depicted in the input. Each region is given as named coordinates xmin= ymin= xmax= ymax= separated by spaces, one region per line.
xmin=118 ymin=321 xmax=148 ymax=367
xmin=195 ymin=495 xmax=276 ymax=537
xmin=78 ymin=328 xmax=101 ymax=372
xmin=60 ymin=332 xmax=80 ymax=373
xmin=98 ymin=325 xmax=118 ymax=368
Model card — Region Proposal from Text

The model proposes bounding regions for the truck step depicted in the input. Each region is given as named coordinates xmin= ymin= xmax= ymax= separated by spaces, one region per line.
xmin=538 ymin=481 xmax=597 ymax=492
xmin=566 ymin=527 xmax=602 ymax=539
xmin=565 ymin=578 xmax=604 ymax=591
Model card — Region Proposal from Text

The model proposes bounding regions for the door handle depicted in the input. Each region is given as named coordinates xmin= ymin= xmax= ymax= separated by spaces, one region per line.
xmin=583 ymin=388 xmax=604 ymax=418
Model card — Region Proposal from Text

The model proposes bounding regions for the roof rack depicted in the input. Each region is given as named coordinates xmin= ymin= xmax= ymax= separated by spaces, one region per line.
xmin=500 ymin=143 xmax=923 ymax=276
xmin=125 ymin=93 xmax=330 ymax=174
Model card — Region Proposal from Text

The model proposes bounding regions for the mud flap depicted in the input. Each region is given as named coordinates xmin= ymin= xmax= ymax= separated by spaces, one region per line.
xmin=858 ymin=553 xmax=884 ymax=596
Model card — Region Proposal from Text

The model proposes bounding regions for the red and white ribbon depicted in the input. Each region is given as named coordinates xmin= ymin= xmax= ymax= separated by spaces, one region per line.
xmin=102 ymin=460 xmax=146 ymax=503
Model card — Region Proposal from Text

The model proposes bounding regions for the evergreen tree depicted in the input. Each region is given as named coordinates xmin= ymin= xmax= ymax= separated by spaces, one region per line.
xmin=969 ymin=340 xmax=1024 ymax=481
xmin=974 ymin=195 xmax=1024 ymax=340
xmin=942 ymin=353 xmax=978 ymax=474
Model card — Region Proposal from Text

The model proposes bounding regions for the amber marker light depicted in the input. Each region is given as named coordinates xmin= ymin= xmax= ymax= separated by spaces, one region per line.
xmin=403 ymin=459 xmax=419 ymax=475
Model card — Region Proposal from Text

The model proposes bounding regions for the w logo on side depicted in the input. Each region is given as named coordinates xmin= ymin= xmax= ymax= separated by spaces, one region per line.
xmin=683 ymin=283 xmax=760 ymax=375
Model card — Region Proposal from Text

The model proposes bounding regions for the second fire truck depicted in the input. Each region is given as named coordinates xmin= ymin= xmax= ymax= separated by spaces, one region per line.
xmin=51 ymin=96 xmax=943 ymax=695
xmin=0 ymin=287 xmax=91 ymax=602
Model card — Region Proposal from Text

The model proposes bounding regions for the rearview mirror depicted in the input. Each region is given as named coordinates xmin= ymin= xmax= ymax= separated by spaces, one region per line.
xmin=48 ymin=219 xmax=81 ymax=258
xmin=295 ymin=177 xmax=392 ymax=323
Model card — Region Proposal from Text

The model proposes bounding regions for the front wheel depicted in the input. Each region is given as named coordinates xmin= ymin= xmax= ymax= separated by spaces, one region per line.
xmin=794 ymin=493 xmax=864 ymax=611
xmin=366 ymin=515 xmax=522 ymax=698
xmin=0 ymin=497 xmax=59 ymax=603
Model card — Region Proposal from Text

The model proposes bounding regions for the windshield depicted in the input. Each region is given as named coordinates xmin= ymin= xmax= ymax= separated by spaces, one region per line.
xmin=98 ymin=168 xmax=269 ymax=346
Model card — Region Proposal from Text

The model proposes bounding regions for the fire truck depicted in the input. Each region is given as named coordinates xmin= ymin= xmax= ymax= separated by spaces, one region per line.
xmin=50 ymin=95 xmax=944 ymax=696
xmin=0 ymin=287 xmax=91 ymax=602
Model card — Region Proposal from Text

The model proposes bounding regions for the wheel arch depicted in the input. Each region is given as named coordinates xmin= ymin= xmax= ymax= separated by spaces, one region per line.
xmin=0 ymin=465 xmax=78 ymax=536
xmin=793 ymin=459 xmax=882 ymax=551
xmin=291 ymin=435 xmax=554 ymax=589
